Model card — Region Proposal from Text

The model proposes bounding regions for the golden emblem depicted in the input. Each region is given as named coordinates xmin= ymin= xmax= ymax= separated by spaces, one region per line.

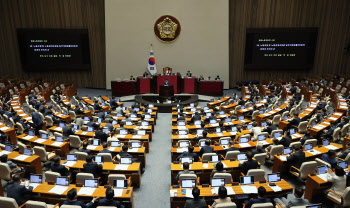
xmin=157 ymin=17 xmax=178 ymax=39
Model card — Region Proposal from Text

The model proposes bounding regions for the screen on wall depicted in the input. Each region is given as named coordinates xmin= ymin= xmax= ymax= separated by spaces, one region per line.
xmin=244 ymin=28 xmax=318 ymax=70
xmin=17 ymin=29 xmax=91 ymax=71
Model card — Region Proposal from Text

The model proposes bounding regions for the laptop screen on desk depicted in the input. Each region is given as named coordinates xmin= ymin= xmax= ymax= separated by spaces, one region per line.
xmin=268 ymin=173 xmax=281 ymax=183
xmin=231 ymin=126 xmax=237 ymax=132
xmin=211 ymin=178 xmax=225 ymax=187
xmin=238 ymin=116 xmax=244 ymax=121
xmin=137 ymin=130 xmax=146 ymax=136
xmin=304 ymin=143 xmax=313 ymax=151
xmin=87 ymin=127 xmax=94 ymax=132
xmin=28 ymin=130 xmax=35 ymax=136
xmin=258 ymin=135 xmax=266 ymax=141
xmin=210 ymin=120 xmax=217 ymax=124
xmin=56 ymin=177 xmax=69 ymax=186
xmin=56 ymin=136 xmax=63 ymax=142
xmin=92 ymin=139 xmax=100 ymax=146
xmin=179 ymin=141 xmax=190 ymax=148
xmin=41 ymin=133 xmax=48 ymax=139
xmin=84 ymin=117 xmax=89 ymax=121
xmin=194 ymin=120 xmax=201 ymax=125
xmin=103 ymin=128 xmax=110 ymax=134
xmin=131 ymin=142 xmax=141 ymax=148
xmin=181 ymin=157 xmax=193 ymax=164
xmin=240 ymin=137 xmax=249 ymax=143
xmin=322 ymin=139 xmax=330 ymax=146
xmin=24 ymin=148 xmax=32 ymax=156
xmin=30 ymin=174 xmax=42 ymax=183
xmin=181 ymin=179 xmax=196 ymax=188
xmin=120 ymin=129 xmax=128 ymax=135
xmin=114 ymin=179 xmax=128 ymax=189
xmin=67 ymin=154 xmax=77 ymax=161
xmin=111 ymin=141 xmax=121 ymax=147
xmin=206 ymin=113 xmax=212 ymax=117
xmin=237 ymin=153 xmax=247 ymax=161
xmin=5 ymin=145 xmax=12 ymax=152
xmin=178 ymin=121 xmax=186 ymax=126
xmin=317 ymin=166 xmax=327 ymax=175
xmin=120 ymin=157 xmax=132 ymax=164
xmin=283 ymin=147 xmax=292 ymax=155
xmin=274 ymin=132 xmax=282 ymax=138
xmin=261 ymin=122 xmax=267 ymax=127
xmin=59 ymin=123 xmax=65 ymax=128
xmin=220 ymin=139 xmax=229 ymax=145
xmin=94 ymin=156 xmax=103 ymax=163
xmin=339 ymin=161 xmax=347 ymax=169
xmin=74 ymin=125 xmax=79 ymax=130
xmin=179 ymin=130 xmax=187 ymax=135
xmin=211 ymin=155 xmax=219 ymax=163
xmin=215 ymin=127 xmax=222 ymax=133
xmin=85 ymin=179 xmax=98 ymax=188
xmin=240 ymin=176 xmax=254 ymax=185
xmin=289 ymin=128 xmax=296 ymax=135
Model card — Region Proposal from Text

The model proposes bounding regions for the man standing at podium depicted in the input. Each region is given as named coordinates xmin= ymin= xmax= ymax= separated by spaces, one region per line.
xmin=163 ymin=79 xmax=170 ymax=86
xmin=186 ymin=70 xmax=192 ymax=77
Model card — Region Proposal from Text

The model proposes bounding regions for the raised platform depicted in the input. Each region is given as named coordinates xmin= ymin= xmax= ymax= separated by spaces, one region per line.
xmin=134 ymin=94 xmax=199 ymax=113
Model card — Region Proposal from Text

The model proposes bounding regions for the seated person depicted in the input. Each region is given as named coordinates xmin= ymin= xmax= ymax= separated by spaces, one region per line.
xmin=199 ymin=139 xmax=214 ymax=156
xmin=299 ymin=131 xmax=313 ymax=145
xmin=63 ymin=122 xmax=75 ymax=139
xmin=287 ymin=146 xmax=305 ymax=169
xmin=177 ymin=146 xmax=199 ymax=162
xmin=79 ymin=141 xmax=92 ymax=154
xmin=163 ymin=79 xmax=170 ymax=86
xmin=119 ymin=144 xmax=133 ymax=159
xmin=239 ymin=151 xmax=259 ymax=175
xmin=321 ymin=150 xmax=337 ymax=168
xmin=7 ymin=175 xmax=33 ymax=206
xmin=191 ymin=112 xmax=201 ymax=122
xmin=63 ymin=188 xmax=98 ymax=208
xmin=99 ymin=142 xmax=112 ymax=154
xmin=250 ymin=122 xmax=261 ymax=139
xmin=0 ymin=155 xmax=23 ymax=174
xmin=186 ymin=70 xmax=192 ymax=77
xmin=51 ymin=156 xmax=69 ymax=176
xmin=184 ymin=187 xmax=207 ymax=208
xmin=234 ymin=125 xmax=244 ymax=142
xmin=98 ymin=187 xmax=122 ymax=207
xmin=263 ymin=121 xmax=277 ymax=135
xmin=176 ymin=162 xmax=195 ymax=181
xmin=265 ymin=138 xmax=279 ymax=152
xmin=252 ymin=142 xmax=265 ymax=156
xmin=87 ymin=117 xmax=100 ymax=128
xmin=211 ymin=186 xmax=232 ymax=208
xmin=210 ymin=162 xmax=226 ymax=178
xmin=177 ymin=113 xmax=185 ymax=121
xmin=323 ymin=121 xmax=336 ymax=140
xmin=83 ymin=155 xmax=103 ymax=178
xmin=130 ymin=75 xmax=136 ymax=81
xmin=337 ymin=141 xmax=350 ymax=160
xmin=215 ymin=75 xmax=221 ymax=80
xmin=225 ymin=141 xmax=239 ymax=154
xmin=93 ymin=100 xmax=102 ymax=111
xmin=273 ymin=186 xmax=309 ymax=208
xmin=289 ymin=113 xmax=301 ymax=127
xmin=95 ymin=126 xmax=109 ymax=144
xmin=327 ymin=166 xmax=347 ymax=196
xmin=244 ymin=186 xmax=271 ymax=208
xmin=279 ymin=131 xmax=292 ymax=147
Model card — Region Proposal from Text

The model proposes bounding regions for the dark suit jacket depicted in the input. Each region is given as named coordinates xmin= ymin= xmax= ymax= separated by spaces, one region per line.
xmin=51 ymin=163 xmax=69 ymax=176
xmin=98 ymin=198 xmax=121 ymax=207
xmin=184 ymin=198 xmax=207 ymax=208
xmin=252 ymin=149 xmax=266 ymax=156
xmin=32 ymin=112 xmax=43 ymax=127
xmin=325 ymin=126 xmax=336 ymax=138
xmin=78 ymin=148 xmax=91 ymax=154
xmin=264 ymin=125 xmax=277 ymax=135
xmin=239 ymin=159 xmax=259 ymax=175
xmin=321 ymin=154 xmax=337 ymax=168
xmin=289 ymin=117 xmax=302 ymax=127
xmin=63 ymin=200 xmax=93 ymax=208
xmin=300 ymin=136 xmax=313 ymax=145
xmin=62 ymin=126 xmax=75 ymax=139
xmin=191 ymin=115 xmax=202 ymax=122
xmin=338 ymin=149 xmax=350 ymax=160
xmin=87 ymin=121 xmax=100 ymax=128
xmin=83 ymin=162 xmax=103 ymax=178
xmin=95 ymin=131 xmax=109 ymax=143
xmin=287 ymin=151 xmax=306 ymax=169
xmin=279 ymin=136 xmax=292 ymax=147
xmin=245 ymin=197 xmax=271 ymax=208
xmin=74 ymin=108 xmax=84 ymax=115
xmin=199 ymin=146 xmax=214 ymax=156
xmin=177 ymin=151 xmax=199 ymax=162
xmin=94 ymin=103 xmax=102 ymax=111
xmin=99 ymin=149 xmax=112 ymax=154
xmin=7 ymin=183 xmax=33 ymax=205
xmin=225 ymin=146 xmax=239 ymax=154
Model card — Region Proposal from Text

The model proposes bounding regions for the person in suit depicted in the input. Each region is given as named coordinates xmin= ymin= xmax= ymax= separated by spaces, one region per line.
xmin=176 ymin=162 xmax=195 ymax=181
xmin=119 ymin=145 xmax=133 ymax=159
xmin=210 ymin=161 xmax=226 ymax=177
xmin=74 ymin=116 xmax=84 ymax=128
xmin=98 ymin=187 xmax=121 ymax=207
xmin=289 ymin=114 xmax=302 ymax=127
xmin=287 ymin=146 xmax=306 ymax=169
xmin=263 ymin=121 xmax=277 ymax=135
xmin=265 ymin=138 xmax=279 ymax=152
xmin=93 ymin=100 xmax=102 ymax=111
xmin=163 ymin=79 xmax=170 ymax=86
xmin=186 ymin=70 xmax=192 ymax=77
xmin=234 ymin=125 xmax=245 ymax=142
xmin=252 ymin=142 xmax=266 ymax=156
xmin=299 ymin=131 xmax=313 ymax=145
xmin=316 ymin=99 xmax=327 ymax=111
xmin=99 ymin=142 xmax=112 ymax=154
xmin=200 ymin=139 xmax=214 ymax=156
xmin=191 ymin=112 xmax=201 ymax=122
xmin=274 ymin=186 xmax=309 ymax=208
xmin=46 ymin=110 xmax=59 ymax=124
xmin=74 ymin=105 xmax=85 ymax=115
xmin=327 ymin=166 xmax=347 ymax=196
xmin=323 ymin=121 xmax=337 ymax=140
xmin=95 ymin=126 xmax=109 ymax=144
xmin=87 ymin=117 xmax=100 ymax=129
xmin=239 ymin=151 xmax=259 ymax=175
xmin=83 ymin=155 xmax=103 ymax=178
xmin=225 ymin=141 xmax=239 ymax=154
xmin=105 ymin=119 xmax=115 ymax=132
xmin=31 ymin=111 xmax=43 ymax=135
xmin=321 ymin=150 xmax=337 ymax=168
xmin=184 ymin=187 xmax=207 ymax=208
xmin=337 ymin=116 xmax=348 ymax=129
xmin=215 ymin=75 xmax=221 ymax=80
xmin=62 ymin=122 xmax=75 ymax=139
xmin=279 ymin=131 xmax=292 ymax=147
xmin=0 ymin=155 xmax=23 ymax=174
xmin=245 ymin=186 xmax=271 ymax=208
xmin=129 ymin=75 xmax=136 ymax=81
xmin=63 ymin=188 xmax=98 ymax=208
xmin=143 ymin=71 xmax=148 ymax=78
xmin=177 ymin=146 xmax=199 ymax=162
xmin=338 ymin=141 xmax=350 ymax=159
xmin=7 ymin=175 xmax=33 ymax=206
xmin=78 ymin=141 xmax=91 ymax=154
xmin=177 ymin=113 xmax=185 ymax=121
xmin=211 ymin=186 xmax=232 ymax=208
xmin=115 ymin=105 xmax=123 ymax=114
xmin=51 ymin=156 xmax=69 ymax=176
xmin=290 ymin=85 xmax=297 ymax=94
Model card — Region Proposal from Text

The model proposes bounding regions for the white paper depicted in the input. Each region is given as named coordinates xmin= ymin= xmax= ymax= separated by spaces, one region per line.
xmin=23 ymin=135 xmax=34 ymax=140
xmin=0 ymin=127 xmax=9 ymax=131
xmin=140 ymin=126 xmax=148 ymax=129
xmin=63 ymin=161 xmax=76 ymax=167
xmin=226 ymin=186 xmax=235 ymax=195
xmin=24 ymin=117 xmax=31 ymax=120
xmin=195 ymin=125 xmax=201 ymax=128
xmin=80 ymin=132 xmax=88 ymax=135
xmin=48 ymin=185 xmax=68 ymax=195
xmin=0 ymin=151 xmax=11 ymax=156
xmin=116 ymin=135 xmax=126 ymax=138
xmin=51 ymin=142 xmax=64 ymax=146
xmin=113 ymin=188 xmax=124 ymax=196
xmin=78 ymin=187 xmax=96 ymax=195
xmin=186 ymin=189 xmax=194 ymax=198
xmin=216 ymin=133 xmax=223 ymax=137
xmin=279 ymin=156 xmax=287 ymax=161
xmin=14 ymin=155 xmax=30 ymax=161
xmin=177 ymin=126 xmax=187 ymax=130
xmin=87 ymin=145 xmax=97 ymax=150
xmin=115 ymin=165 xmax=129 ymax=170
xmin=230 ymin=132 xmax=236 ymax=135
xmin=170 ymin=190 xmax=178 ymax=197
xmin=132 ymin=135 xmax=142 ymax=139
xmin=211 ymin=123 xmax=219 ymax=127
xmin=19 ymin=114 xmax=26 ymax=116
xmin=239 ymin=143 xmax=251 ymax=148
xmin=29 ymin=183 xmax=41 ymax=190
xmin=108 ymin=147 xmax=116 ymax=151
xmin=203 ymin=164 xmax=209 ymax=168
xmin=128 ymin=148 xmax=139 ymax=152
xmin=55 ymin=127 xmax=62 ymax=131
xmin=307 ymin=149 xmax=321 ymax=155
xmin=241 ymin=185 xmax=258 ymax=194
xmin=179 ymin=135 xmax=188 ymax=139
xmin=221 ymin=162 xmax=228 ymax=168
xmin=329 ymin=117 xmax=338 ymax=120
xmin=260 ymin=141 xmax=269 ymax=145
xmin=317 ymin=174 xmax=328 ymax=182
xmin=176 ymin=148 xmax=187 ymax=153
xmin=35 ymin=139 xmax=46 ymax=144
xmin=211 ymin=187 xmax=219 ymax=194
xmin=324 ymin=145 xmax=338 ymax=150
xmin=268 ymin=185 xmax=282 ymax=192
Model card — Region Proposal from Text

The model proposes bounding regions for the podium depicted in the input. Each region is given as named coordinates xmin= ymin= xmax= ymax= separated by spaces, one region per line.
xmin=159 ymin=85 xmax=174 ymax=97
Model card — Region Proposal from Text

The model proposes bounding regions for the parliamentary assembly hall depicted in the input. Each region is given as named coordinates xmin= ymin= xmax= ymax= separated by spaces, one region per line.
xmin=0 ymin=0 xmax=350 ymax=208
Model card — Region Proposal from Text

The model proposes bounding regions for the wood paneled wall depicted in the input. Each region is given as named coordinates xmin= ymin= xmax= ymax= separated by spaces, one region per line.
xmin=0 ymin=0 xmax=105 ymax=88
xmin=229 ymin=0 xmax=350 ymax=88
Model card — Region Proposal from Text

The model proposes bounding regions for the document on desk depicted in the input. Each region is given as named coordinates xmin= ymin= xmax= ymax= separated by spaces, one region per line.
xmin=51 ymin=142 xmax=64 ymax=147
xmin=132 ymin=135 xmax=142 ymax=139
xmin=55 ymin=127 xmax=62 ymax=131
xmin=78 ymin=187 xmax=96 ymax=195
xmin=268 ymin=185 xmax=282 ymax=192
xmin=48 ymin=185 xmax=68 ymax=195
xmin=216 ymin=133 xmax=223 ymax=137
xmin=177 ymin=148 xmax=187 ymax=153
xmin=225 ymin=122 xmax=233 ymax=126
xmin=334 ymin=112 xmax=343 ymax=116
xmin=128 ymin=148 xmax=139 ymax=152
xmin=0 ymin=127 xmax=9 ymax=131
xmin=170 ymin=190 xmax=178 ymax=197
xmin=179 ymin=135 xmax=188 ymax=139
xmin=14 ymin=155 xmax=30 ymax=161
xmin=113 ymin=188 xmax=124 ymax=196
xmin=115 ymin=164 xmax=129 ymax=170
xmin=229 ymin=132 xmax=237 ymax=135
xmin=87 ymin=145 xmax=97 ymax=150
xmin=324 ymin=145 xmax=338 ymax=150
xmin=80 ymin=131 xmax=88 ymax=135
xmin=63 ymin=161 xmax=76 ymax=167
xmin=35 ymin=139 xmax=46 ymax=144
xmin=313 ymin=125 xmax=325 ymax=130
xmin=329 ymin=117 xmax=338 ymax=121
xmin=211 ymin=123 xmax=219 ymax=127
xmin=23 ymin=135 xmax=34 ymax=140
xmin=186 ymin=189 xmax=194 ymax=198
xmin=211 ymin=187 xmax=219 ymax=195
xmin=260 ymin=141 xmax=269 ymax=145
xmin=202 ymin=164 xmax=209 ymax=168
xmin=279 ymin=156 xmax=287 ymax=161
xmin=177 ymin=126 xmax=187 ymax=130
xmin=116 ymin=135 xmax=126 ymax=138
xmin=317 ymin=174 xmax=328 ymax=182
xmin=225 ymin=186 xmax=235 ymax=195
xmin=241 ymin=186 xmax=258 ymax=194
xmin=109 ymin=147 xmax=116 ymax=151
xmin=0 ymin=151 xmax=11 ymax=156
xmin=140 ymin=126 xmax=149 ymax=129
xmin=307 ymin=150 xmax=321 ymax=155
xmin=221 ymin=162 xmax=228 ymax=168
xmin=29 ymin=183 xmax=41 ymax=190
xmin=239 ymin=143 xmax=251 ymax=148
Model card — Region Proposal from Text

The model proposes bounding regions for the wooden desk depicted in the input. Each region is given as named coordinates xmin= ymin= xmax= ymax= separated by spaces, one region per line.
xmin=308 ymin=113 xmax=342 ymax=136
xmin=255 ymin=102 xmax=289 ymax=125
xmin=61 ymin=160 xmax=142 ymax=188
xmin=32 ymin=182 xmax=134 ymax=208
xmin=207 ymin=96 xmax=231 ymax=109
xmin=0 ymin=150 xmax=42 ymax=174
xmin=0 ymin=124 xmax=17 ymax=145
xmin=170 ymin=180 xmax=293 ymax=208
xmin=304 ymin=174 xmax=332 ymax=202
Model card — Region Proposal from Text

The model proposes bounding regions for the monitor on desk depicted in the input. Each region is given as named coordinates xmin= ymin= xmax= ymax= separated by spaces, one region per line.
xmin=87 ymin=127 xmax=94 ymax=132
xmin=215 ymin=127 xmax=222 ymax=133
xmin=94 ymin=155 xmax=104 ymax=163
xmin=84 ymin=116 xmax=89 ymax=121
xmin=85 ymin=179 xmax=98 ymax=188
xmin=338 ymin=161 xmax=347 ymax=169
xmin=191 ymin=108 xmax=196 ymax=112
xmin=137 ymin=130 xmax=146 ymax=136
xmin=120 ymin=157 xmax=132 ymax=164
xmin=210 ymin=119 xmax=217 ymax=124
xmin=28 ymin=130 xmax=35 ymax=136
xmin=194 ymin=120 xmax=201 ymax=126
xmin=125 ymin=121 xmax=133 ymax=126
xmin=145 ymin=114 xmax=151 ymax=120
xmin=304 ymin=143 xmax=313 ymax=151
xmin=179 ymin=130 xmax=187 ymax=135
xmin=59 ymin=123 xmax=65 ymax=128
xmin=206 ymin=112 xmax=212 ymax=117
xmin=147 ymin=109 xmax=153 ymax=113
xmin=85 ymin=107 xmax=89 ymax=111
xmin=41 ymin=133 xmax=48 ymax=139
xmin=178 ymin=121 xmax=186 ymax=126
xmin=268 ymin=173 xmax=281 ymax=183
xmin=199 ymin=140 xmax=206 ymax=147
xmin=240 ymin=137 xmax=249 ymax=143
xmin=190 ymin=103 xmax=195 ymax=107
xmin=240 ymin=176 xmax=254 ymax=185
xmin=317 ymin=165 xmax=327 ymax=175
xmin=30 ymin=174 xmax=42 ymax=183
xmin=120 ymin=129 xmax=128 ymax=135
xmin=74 ymin=125 xmax=79 ymax=130
xmin=237 ymin=153 xmax=247 ymax=161
xmin=24 ymin=148 xmax=32 ymax=156
xmin=284 ymin=115 xmax=288 ymax=121
xmin=210 ymin=155 xmax=219 ymax=163
xmin=260 ymin=110 xmax=264 ymax=114
xmin=141 ymin=121 xmax=149 ymax=126
xmin=56 ymin=136 xmax=64 ymax=142
xmin=231 ymin=126 xmax=237 ymax=132
xmin=117 ymin=113 xmax=123 ymax=117
xmin=131 ymin=141 xmax=141 ymax=148
xmin=111 ymin=141 xmax=121 ymax=147
xmin=179 ymin=141 xmax=190 ymax=148
xmin=283 ymin=147 xmax=293 ymax=155
xmin=261 ymin=122 xmax=267 ymax=127
xmin=67 ymin=154 xmax=77 ymax=161
xmin=181 ymin=179 xmax=196 ymax=188
xmin=211 ymin=178 xmax=225 ymax=187
xmin=92 ymin=139 xmax=100 ymax=146
xmin=322 ymin=139 xmax=330 ymax=146
xmin=238 ymin=116 xmax=244 ymax=121
xmin=241 ymin=106 xmax=245 ymax=110
xmin=5 ymin=145 xmax=12 ymax=152
xmin=289 ymin=128 xmax=296 ymax=135
xmin=97 ymin=118 xmax=102 ymax=123
xmin=258 ymin=134 xmax=266 ymax=141
xmin=220 ymin=139 xmax=229 ymax=145
xmin=130 ymin=114 xmax=137 ymax=118
xmin=181 ymin=157 xmax=193 ymax=164
xmin=247 ymin=124 xmax=252 ymax=130
xmin=56 ymin=177 xmax=69 ymax=186
xmin=219 ymin=111 xmax=225 ymax=115
xmin=112 ymin=120 xmax=118 ymax=125
xmin=103 ymin=128 xmax=110 ymax=134
xmin=196 ymin=129 xmax=204 ymax=135
xmin=273 ymin=132 xmax=282 ymax=138
xmin=225 ymin=118 xmax=231 ymax=122
xmin=114 ymin=179 xmax=128 ymax=189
